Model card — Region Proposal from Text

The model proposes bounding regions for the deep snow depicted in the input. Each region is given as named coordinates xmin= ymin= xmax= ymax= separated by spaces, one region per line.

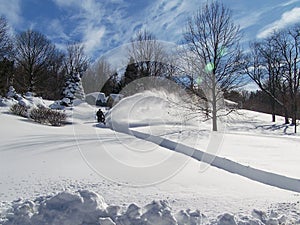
xmin=2 ymin=190 xmax=299 ymax=225
xmin=0 ymin=91 xmax=300 ymax=224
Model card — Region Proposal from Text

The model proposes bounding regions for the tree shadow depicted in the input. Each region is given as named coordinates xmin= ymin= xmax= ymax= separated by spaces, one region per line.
xmin=255 ymin=124 xmax=294 ymax=135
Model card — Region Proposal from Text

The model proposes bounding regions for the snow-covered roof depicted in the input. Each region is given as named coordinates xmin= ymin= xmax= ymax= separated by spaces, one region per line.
xmin=85 ymin=92 xmax=107 ymax=105
xmin=224 ymin=99 xmax=238 ymax=106
xmin=109 ymin=93 xmax=124 ymax=101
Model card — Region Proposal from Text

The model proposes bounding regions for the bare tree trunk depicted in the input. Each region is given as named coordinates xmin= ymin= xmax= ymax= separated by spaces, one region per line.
xmin=272 ymin=114 xmax=276 ymax=122
xmin=212 ymin=79 xmax=218 ymax=131
xmin=271 ymin=97 xmax=276 ymax=122
xmin=292 ymin=102 xmax=297 ymax=133
xmin=284 ymin=108 xmax=290 ymax=124
xmin=212 ymin=100 xmax=218 ymax=131
xmin=291 ymin=109 xmax=297 ymax=125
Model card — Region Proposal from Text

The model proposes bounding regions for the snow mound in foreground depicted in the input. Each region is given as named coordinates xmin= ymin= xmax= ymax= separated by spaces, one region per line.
xmin=1 ymin=191 xmax=297 ymax=225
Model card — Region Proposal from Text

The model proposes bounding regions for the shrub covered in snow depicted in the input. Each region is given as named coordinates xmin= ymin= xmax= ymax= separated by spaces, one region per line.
xmin=9 ymin=97 xmax=66 ymax=126
xmin=10 ymin=104 xmax=29 ymax=117
xmin=7 ymin=92 xmax=66 ymax=126
xmin=6 ymin=86 xmax=21 ymax=100
xmin=0 ymin=97 xmax=18 ymax=107
xmin=22 ymin=92 xmax=47 ymax=109
xmin=6 ymin=87 xmax=47 ymax=109
xmin=46 ymin=110 xmax=67 ymax=126
xmin=49 ymin=100 xmax=65 ymax=110
xmin=29 ymin=107 xmax=67 ymax=126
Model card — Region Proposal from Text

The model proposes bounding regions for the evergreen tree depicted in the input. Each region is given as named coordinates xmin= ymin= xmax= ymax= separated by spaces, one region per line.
xmin=0 ymin=17 xmax=14 ymax=96
xmin=59 ymin=43 xmax=88 ymax=107
xmin=101 ymin=72 xmax=121 ymax=96
xmin=0 ymin=57 xmax=14 ymax=96
xmin=123 ymin=57 xmax=139 ymax=86
xmin=61 ymin=72 xmax=85 ymax=106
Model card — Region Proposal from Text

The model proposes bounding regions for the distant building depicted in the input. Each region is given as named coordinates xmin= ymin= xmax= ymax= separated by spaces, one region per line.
xmin=107 ymin=94 xmax=124 ymax=108
xmin=224 ymin=99 xmax=238 ymax=109
xmin=85 ymin=92 xmax=107 ymax=106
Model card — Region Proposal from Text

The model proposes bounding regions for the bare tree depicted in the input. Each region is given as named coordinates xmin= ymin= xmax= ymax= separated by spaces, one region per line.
xmin=0 ymin=17 xmax=14 ymax=95
xmin=245 ymin=26 xmax=300 ymax=133
xmin=82 ymin=57 xmax=114 ymax=94
xmin=0 ymin=16 xmax=13 ymax=59
xmin=258 ymin=37 xmax=281 ymax=122
xmin=243 ymin=37 xmax=289 ymax=123
xmin=43 ymin=49 xmax=66 ymax=99
xmin=61 ymin=43 xmax=89 ymax=105
xmin=127 ymin=29 xmax=170 ymax=78
xmin=64 ymin=42 xmax=89 ymax=76
xmin=275 ymin=25 xmax=300 ymax=132
xmin=14 ymin=29 xmax=58 ymax=94
xmin=183 ymin=1 xmax=243 ymax=131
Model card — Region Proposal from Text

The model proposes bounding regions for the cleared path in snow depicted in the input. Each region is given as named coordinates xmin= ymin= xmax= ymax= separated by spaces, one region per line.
xmin=112 ymin=125 xmax=300 ymax=193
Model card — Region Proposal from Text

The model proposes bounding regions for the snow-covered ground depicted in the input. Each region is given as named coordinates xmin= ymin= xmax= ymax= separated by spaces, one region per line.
xmin=0 ymin=91 xmax=300 ymax=224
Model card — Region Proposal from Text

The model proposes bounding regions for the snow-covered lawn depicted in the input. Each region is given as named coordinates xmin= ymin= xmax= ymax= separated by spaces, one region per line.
xmin=0 ymin=92 xmax=300 ymax=224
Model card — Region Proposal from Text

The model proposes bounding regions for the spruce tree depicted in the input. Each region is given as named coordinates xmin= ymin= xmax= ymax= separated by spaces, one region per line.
xmin=122 ymin=57 xmax=139 ymax=87
xmin=61 ymin=72 xmax=85 ymax=106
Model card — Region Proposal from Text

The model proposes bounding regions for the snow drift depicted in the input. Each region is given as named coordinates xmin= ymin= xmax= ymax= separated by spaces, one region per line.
xmin=1 ymin=190 xmax=296 ymax=225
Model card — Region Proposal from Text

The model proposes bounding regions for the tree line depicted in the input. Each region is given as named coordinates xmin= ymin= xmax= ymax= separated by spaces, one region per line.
xmin=1 ymin=1 xmax=300 ymax=132
xmin=243 ymin=26 xmax=300 ymax=133
xmin=82 ymin=1 xmax=245 ymax=132
xmin=0 ymin=17 xmax=89 ymax=100
xmin=82 ymin=1 xmax=300 ymax=132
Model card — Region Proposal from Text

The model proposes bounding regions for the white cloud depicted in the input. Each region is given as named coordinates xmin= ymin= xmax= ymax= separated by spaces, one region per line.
xmin=52 ymin=0 xmax=78 ymax=7
xmin=236 ymin=13 xmax=259 ymax=30
xmin=236 ymin=8 xmax=268 ymax=30
xmin=48 ymin=19 xmax=70 ymax=41
xmin=280 ymin=0 xmax=300 ymax=7
xmin=0 ymin=0 xmax=22 ymax=26
xmin=51 ymin=0 xmax=196 ymax=58
xmin=52 ymin=0 xmax=106 ymax=57
xmin=257 ymin=7 xmax=300 ymax=39
xmin=83 ymin=26 xmax=106 ymax=55
xmin=78 ymin=0 xmax=102 ymax=23
xmin=135 ymin=0 xmax=201 ymax=42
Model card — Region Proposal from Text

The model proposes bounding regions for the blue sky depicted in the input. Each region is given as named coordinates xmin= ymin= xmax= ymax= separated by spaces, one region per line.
xmin=0 ymin=0 xmax=300 ymax=61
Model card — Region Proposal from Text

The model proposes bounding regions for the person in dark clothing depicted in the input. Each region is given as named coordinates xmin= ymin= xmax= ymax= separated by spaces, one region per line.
xmin=96 ymin=109 xmax=105 ymax=124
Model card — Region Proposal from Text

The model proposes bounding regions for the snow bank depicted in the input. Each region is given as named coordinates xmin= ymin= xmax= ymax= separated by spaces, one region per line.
xmin=1 ymin=191 xmax=298 ymax=225
xmin=2 ymin=190 xmax=107 ymax=225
